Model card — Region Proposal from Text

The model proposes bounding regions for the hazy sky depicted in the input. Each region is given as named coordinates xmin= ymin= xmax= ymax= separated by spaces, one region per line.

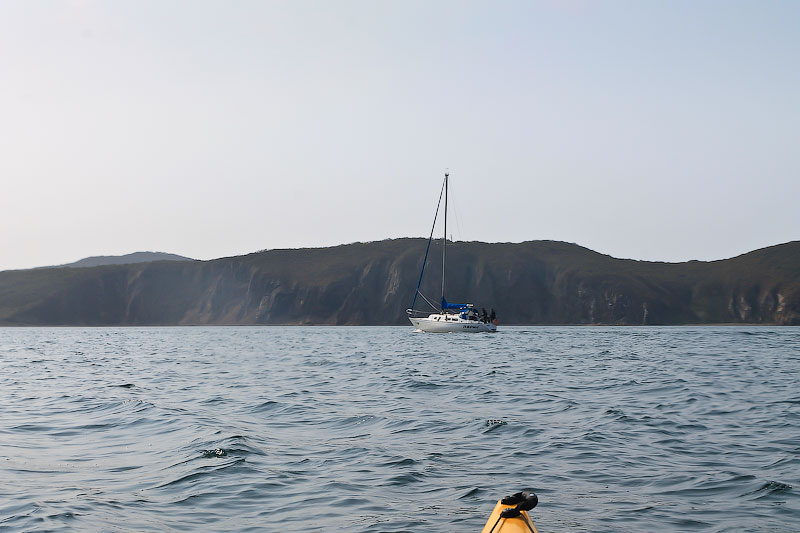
xmin=1 ymin=0 xmax=798 ymax=271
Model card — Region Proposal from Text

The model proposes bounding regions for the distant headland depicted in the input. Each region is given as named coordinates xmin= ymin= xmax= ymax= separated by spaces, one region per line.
xmin=34 ymin=251 xmax=195 ymax=270
xmin=0 ymin=239 xmax=798 ymax=326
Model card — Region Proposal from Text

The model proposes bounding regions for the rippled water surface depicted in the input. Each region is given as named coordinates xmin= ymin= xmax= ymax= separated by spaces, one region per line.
xmin=1 ymin=326 xmax=798 ymax=532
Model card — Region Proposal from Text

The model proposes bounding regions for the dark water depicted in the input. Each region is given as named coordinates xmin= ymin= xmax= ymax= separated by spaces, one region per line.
xmin=0 ymin=326 xmax=798 ymax=532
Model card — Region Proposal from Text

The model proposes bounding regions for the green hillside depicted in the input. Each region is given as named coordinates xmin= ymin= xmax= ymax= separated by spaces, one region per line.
xmin=0 ymin=239 xmax=798 ymax=326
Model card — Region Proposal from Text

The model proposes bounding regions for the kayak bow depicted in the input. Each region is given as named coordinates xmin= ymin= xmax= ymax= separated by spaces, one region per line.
xmin=481 ymin=491 xmax=538 ymax=533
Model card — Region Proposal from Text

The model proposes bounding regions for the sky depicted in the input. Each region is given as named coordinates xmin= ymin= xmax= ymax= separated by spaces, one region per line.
xmin=1 ymin=0 xmax=798 ymax=271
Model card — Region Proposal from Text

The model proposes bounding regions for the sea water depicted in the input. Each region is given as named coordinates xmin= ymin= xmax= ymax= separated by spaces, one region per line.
xmin=0 ymin=326 xmax=798 ymax=532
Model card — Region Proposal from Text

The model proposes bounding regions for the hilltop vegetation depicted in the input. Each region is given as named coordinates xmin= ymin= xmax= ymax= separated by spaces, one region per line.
xmin=0 ymin=239 xmax=798 ymax=325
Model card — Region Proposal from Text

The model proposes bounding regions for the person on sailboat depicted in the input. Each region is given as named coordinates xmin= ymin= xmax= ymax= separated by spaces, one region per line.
xmin=481 ymin=307 xmax=488 ymax=323
xmin=490 ymin=308 xmax=496 ymax=322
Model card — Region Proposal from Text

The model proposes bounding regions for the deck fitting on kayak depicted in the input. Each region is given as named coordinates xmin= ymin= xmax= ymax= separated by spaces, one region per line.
xmin=482 ymin=491 xmax=539 ymax=533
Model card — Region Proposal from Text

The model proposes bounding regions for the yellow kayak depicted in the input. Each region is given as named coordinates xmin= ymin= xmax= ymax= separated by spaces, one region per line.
xmin=481 ymin=492 xmax=538 ymax=533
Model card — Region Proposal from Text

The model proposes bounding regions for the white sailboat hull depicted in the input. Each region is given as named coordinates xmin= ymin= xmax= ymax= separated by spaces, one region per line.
xmin=409 ymin=314 xmax=497 ymax=333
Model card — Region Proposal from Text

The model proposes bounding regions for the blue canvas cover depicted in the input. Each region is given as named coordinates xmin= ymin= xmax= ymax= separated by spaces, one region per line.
xmin=441 ymin=297 xmax=468 ymax=310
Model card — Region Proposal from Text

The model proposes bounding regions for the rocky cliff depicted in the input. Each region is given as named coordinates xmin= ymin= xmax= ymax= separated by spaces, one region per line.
xmin=1 ymin=239 xmax=798 ymax=325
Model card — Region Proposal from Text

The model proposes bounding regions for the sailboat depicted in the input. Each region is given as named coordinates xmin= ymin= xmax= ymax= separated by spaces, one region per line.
xmin=407 ymin=171 xmax=498 ymax=333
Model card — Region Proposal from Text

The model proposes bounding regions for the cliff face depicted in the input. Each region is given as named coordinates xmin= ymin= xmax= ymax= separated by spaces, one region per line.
xmin=1 ymin=239 xmax=798 ymax=326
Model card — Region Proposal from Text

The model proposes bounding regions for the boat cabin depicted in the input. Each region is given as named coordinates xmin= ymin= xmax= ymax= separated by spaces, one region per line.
xmin=458 ymin=307 xmax=481 ymax=321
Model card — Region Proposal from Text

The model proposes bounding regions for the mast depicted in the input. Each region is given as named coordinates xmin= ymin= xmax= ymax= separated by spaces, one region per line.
xmin=442 ymin=170 xmax=448 ymax=306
